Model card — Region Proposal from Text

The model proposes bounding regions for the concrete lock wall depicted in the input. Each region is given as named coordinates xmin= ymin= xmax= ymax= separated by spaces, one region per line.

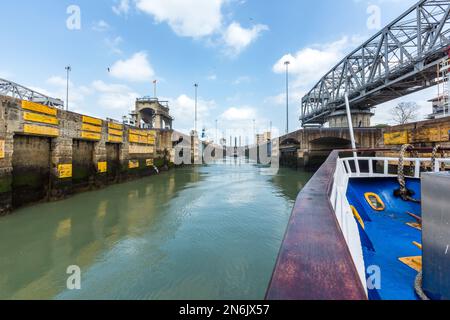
xmin=0 ymin=95 xmax=175 ymax=215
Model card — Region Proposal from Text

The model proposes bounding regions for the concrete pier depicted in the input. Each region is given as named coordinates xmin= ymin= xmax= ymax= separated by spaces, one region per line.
xmin=0 ymin=96 xmax=175 ymax=215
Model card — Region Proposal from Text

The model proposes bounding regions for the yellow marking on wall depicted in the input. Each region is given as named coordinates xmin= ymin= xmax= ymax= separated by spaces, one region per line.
xmin=0 ymin=140 xmax=4 ymax=159
xmin=148 ymin=132 xmax=156 ymax=145
xmin=82 ymin=115 xmax=102 ymax=126
xmin=109 ymin=129 xmax=123 ymax=137
xmin=97 ymin=161 xmax=107 ymax=173
xmin=58 ymin=164 xmax=72 ymax=179
xmin=108 ymin=135 xmax=123 ymax=143
xmin=129 ymin=129 xmax=148 ymax=136
xmin=81 ymin=131 xmax=101 ymax=141
xmin=108 ymin=122 xmax=123 ymax=130
xmin=23 ymin=112 xmax=59 ymax=125
xmin=24 ymin=124 xmax=59 ymax=137
xmin=129 ymin=133 xmax=139 ymax=143
xmin=82 ymin=123 xmax=102 ymax=133
xmin=129 ymin=160 xmax=140 ymax=169
xmin=399 ymin=256 xmax=422 ymax=272
xmin=384 ymin=131 xmax=409 ymax=145
xmin=129 ymin=144 xmax=154 ymax=154
xmin=146 ymin=159 xmax=154 ymax=167
xmin=22 ymin=100 xmax=57 ymax=116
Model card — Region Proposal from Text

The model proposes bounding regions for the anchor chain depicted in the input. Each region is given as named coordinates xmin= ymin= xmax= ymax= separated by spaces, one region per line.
xmin=396 ymin=144 xmax=421 ymax=203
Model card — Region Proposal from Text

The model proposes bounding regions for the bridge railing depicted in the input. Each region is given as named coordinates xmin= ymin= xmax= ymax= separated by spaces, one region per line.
xmin=340 ymin=156 xmax=450 ymax=179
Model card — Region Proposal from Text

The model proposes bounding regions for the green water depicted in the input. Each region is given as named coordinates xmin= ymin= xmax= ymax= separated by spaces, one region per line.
xmin=0 ymin=159 xmax=312 ymax=300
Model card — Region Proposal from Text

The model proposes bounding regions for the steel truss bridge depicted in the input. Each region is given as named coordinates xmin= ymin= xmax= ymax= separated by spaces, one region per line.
xmin=0 ymin=78 xmax=64 ymax=108
xmin=301 ymin=0 xmax=450 ymax=126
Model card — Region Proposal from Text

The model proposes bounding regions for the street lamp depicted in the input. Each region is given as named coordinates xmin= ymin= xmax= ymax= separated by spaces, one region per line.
xmin=284 ymin=61 xmax=290 ymax=134
xmin=65 ymin=66 xmax=71 ymax=111
xmin=194 ymin=83 xmax=198 ymax=133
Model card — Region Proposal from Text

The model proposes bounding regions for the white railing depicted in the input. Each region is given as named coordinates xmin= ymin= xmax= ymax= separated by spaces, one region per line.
xmin=330 ymin=158 xmax=368 ymax=295
xmin=329 ymin=154 xmax=450 ymax=296
xmin=339 ymin=156 xmax=450 ymax=179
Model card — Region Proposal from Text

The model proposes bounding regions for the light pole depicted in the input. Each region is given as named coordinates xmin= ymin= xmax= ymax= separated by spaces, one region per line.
xmin=194 ymin=83 xmax=198 ymax=133
xmin=284 ymin=61 xmax=290 ymax=134
xmin=65 ymin=66 xmax=71 ymax=111
xmin=215 ymin=119 xmax=218 ymax=144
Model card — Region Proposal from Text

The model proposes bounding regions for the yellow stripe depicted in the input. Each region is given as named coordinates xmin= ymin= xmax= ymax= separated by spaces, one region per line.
xmin=82 ymin=123 xmax=102 ymax=133
xmin=399 ymin=256 xmax=422 ymax=272
xmin=22 ymin=100 xmax=57 ymax=116
xmin=108 ymin=135 xmax=123 ymax=143
xmin=350 ymin=206 xmax=365 ymax=229
xmin=109 ymin=129 xmax=123 ymax=137
xmin=108 ymin=122 xmax=123 ymax=130
xmin=129 ymin=129 xmax=147 ymax=136
xmin=24 ymin=124 xmax=59 ymax=137
xmin=23 ymin=112 xmax=59 ymax=125
xmin=81 ymin=131 xmax=101 ymax=141
xmin=82 ymin=115 xmax=102 ymax=126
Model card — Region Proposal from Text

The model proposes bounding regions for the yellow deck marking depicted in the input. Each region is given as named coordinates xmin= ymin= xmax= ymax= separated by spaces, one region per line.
xmin=399 ymin=256 xmax=422 ymax=272
xmin=413 ymin=242 xmax=423 ymax=250
xmin=23 ymin=112 xmax=59 ymax=125
xmin=406 ymin=222 xmax=422 ymax=231
xmin=108 ymin=135 xmax=123 ymax=143
xmin=81 ymin=131 xmax=101 ymax=141
xmin=22 ymin=100 xmax=57 ymax=116
xmin=24 ymin=124 xmax=59 ymax=137
xmin=350 ymin=205 xmax=365 ymax=229
xmin=97 ymin=162 xmax=107 ymax=173
xmin=58 ymin=164 xmax=72 ymax=179
xmin=82 ymin=115 xmax=102 ymax=126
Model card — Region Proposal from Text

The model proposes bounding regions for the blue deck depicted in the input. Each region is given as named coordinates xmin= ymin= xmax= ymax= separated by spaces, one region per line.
xmin=347 ymin=177 xmax=422 ymax=300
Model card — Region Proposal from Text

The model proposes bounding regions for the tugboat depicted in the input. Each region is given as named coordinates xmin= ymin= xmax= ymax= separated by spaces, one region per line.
xmin=267 ymin=145 xmax=450 ymax=300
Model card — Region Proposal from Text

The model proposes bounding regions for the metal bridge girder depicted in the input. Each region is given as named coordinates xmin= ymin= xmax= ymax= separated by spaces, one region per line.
xmin=301 ymin=0 xmax=450 ymax=125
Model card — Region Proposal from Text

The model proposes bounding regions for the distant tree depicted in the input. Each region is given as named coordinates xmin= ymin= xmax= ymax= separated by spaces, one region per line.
xmin=374 ymin=124 xmax=390 ymax=128
xmin=390 ymin=102 xmax=420 ymax=125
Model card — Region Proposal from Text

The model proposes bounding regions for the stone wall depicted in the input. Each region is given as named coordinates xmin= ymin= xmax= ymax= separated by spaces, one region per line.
xmin=0 ymin=95 xmax=175 ymax=215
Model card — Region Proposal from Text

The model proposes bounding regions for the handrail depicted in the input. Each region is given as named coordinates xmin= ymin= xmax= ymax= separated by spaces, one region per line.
xmin=266 ymin=150 xmax=367 ymax=300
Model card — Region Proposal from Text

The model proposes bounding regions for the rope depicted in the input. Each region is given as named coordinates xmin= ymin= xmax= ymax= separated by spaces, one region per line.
xmin=414 ymin=272 xmax=430 ymax=301
xmin=396 ymin=144 xmax=421 ymax=203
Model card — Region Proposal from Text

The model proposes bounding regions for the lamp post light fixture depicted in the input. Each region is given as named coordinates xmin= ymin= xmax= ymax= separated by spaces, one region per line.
xmin=284 ymin=61 xmax=290 ymax=134
xmin=194 ymin=83 xmax=198 ymax=133
xmin=65 ymin=66 xmax=72 ymax=111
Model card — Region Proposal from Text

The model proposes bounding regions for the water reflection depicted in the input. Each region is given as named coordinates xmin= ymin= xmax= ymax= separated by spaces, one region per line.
xmin=0 ymin=160 xmax=311 ymax=300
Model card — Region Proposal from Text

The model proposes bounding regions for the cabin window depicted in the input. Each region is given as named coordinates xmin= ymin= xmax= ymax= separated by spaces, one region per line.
xmin=364 ymin=193 xmax=385 ymax=211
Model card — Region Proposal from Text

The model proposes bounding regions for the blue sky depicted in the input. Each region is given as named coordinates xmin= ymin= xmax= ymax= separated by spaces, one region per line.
xmin=0 ymin=0 xmax=433 ymax=141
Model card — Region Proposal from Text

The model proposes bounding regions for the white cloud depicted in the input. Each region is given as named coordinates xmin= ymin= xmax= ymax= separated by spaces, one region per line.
xmin=92 ymin=80 xmax=139 ymax=111
xmin=273 ymin=35 xmax=364 ymax=88
xmin=109 ymin=52 xmax=155 ymax=82
xmin=207 ymin=74 xmax=217 ymax=81
xmin=105 ymin=36 xmax=123 ymax=55
xmin=221 ymin=106 xmax=256 ymax=121
xmin=222 ymin=22 xmax=268 ymax=56
xmin=169 ymin=94 xmax=216 ymax=133
xmin=113 ymin=0 xmax=130 ymax=15
xmin=232 ymin=75 xmax=251 ymax=85
xmin=92 ymin=20 xmax=110 ymax=32
xmin=135 ymin=0 xmax=224 ymax=38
